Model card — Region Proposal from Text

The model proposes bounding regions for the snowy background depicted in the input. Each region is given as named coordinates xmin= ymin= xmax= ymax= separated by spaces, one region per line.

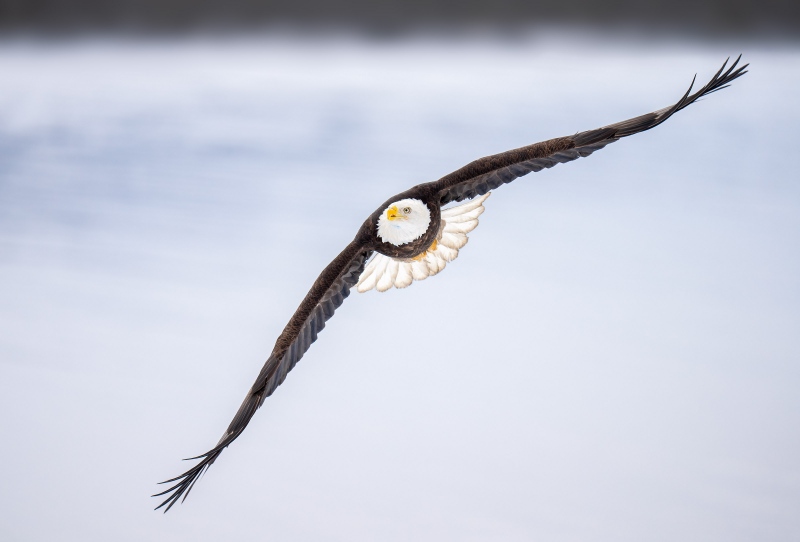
xmin=0 ymin=34 xmax=798 ymax=541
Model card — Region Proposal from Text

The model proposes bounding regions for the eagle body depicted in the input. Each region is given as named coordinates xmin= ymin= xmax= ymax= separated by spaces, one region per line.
xmin=155 ymin=57 xmax=748 ymax=511
xmin=359 ymin=193 xmax=490 ymax=291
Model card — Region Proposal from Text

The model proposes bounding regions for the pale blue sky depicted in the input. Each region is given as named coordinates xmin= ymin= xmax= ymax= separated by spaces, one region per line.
xmin=0 ymin=34 xmax=798 ymax=541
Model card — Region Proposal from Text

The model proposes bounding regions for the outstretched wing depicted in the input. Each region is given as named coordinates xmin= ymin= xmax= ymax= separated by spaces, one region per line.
xmin=155 ymin=240 xmax=373 ymax=511
xmin=430 ymin=56 xmax=748 ymax=205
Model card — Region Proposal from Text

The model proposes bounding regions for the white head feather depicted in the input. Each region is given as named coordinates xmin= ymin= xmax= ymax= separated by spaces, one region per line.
xmin=376 ymin=198 xmax=431 ymax=246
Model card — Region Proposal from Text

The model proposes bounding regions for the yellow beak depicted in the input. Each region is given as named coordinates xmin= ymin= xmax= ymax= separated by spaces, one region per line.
xmin=386 ymin=206 xmax=400 ymax=221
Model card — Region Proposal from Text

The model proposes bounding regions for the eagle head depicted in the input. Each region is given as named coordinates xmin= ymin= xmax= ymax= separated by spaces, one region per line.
xmin=376 ymin=198 xmax=431 ymax=246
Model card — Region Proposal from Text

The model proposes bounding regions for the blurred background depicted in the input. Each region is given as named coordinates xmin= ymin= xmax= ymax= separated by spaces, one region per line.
xmin=1 ymin=0 xmax=799 ymax=36
xmin=1 ymin=2 xmax=799 ymax=542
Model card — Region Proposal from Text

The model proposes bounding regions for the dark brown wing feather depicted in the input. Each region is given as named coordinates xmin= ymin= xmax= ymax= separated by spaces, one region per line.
xmin=432 ymin=56 xmax=748 ymax=205
xmin=154 ymin=240 xmax=372 ymax=512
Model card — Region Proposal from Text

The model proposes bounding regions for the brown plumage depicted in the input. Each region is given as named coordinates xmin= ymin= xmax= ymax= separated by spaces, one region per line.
xmin=155 ymin=56 xmax=747 ymax=511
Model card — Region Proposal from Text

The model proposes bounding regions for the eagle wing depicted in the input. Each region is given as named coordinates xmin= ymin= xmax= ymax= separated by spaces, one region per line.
xmin=155 ymin=240 xmax=372 ymax=511
xmin=429 ymin=56 xmax=748 ymax=205
xmin=155 ymin=56 xmax=747 ymax=511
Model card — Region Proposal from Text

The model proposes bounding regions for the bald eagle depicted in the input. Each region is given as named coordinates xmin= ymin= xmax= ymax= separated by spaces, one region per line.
xmin=155 ymin=56 xmax=747 ymax=511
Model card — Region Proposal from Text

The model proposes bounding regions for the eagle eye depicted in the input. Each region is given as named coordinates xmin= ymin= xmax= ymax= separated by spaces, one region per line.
xmin=402 ymin=207 xmax=411 ymax=214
